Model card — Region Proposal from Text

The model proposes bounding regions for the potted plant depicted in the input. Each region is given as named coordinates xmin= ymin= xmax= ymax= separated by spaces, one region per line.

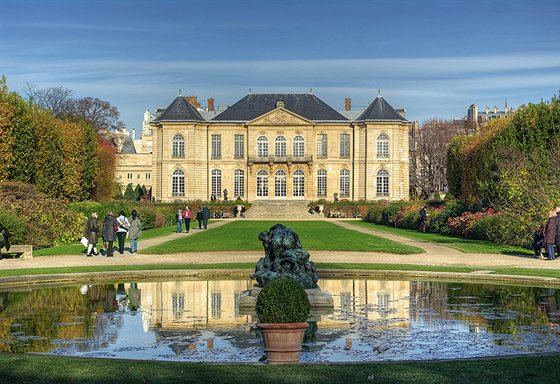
xmin=256 ymin=276 xmax=311 ymax=364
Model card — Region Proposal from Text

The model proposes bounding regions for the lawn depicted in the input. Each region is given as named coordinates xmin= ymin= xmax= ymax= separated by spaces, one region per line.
xmin=141 ymin=220 xmax=425 ymax=254
xmin=33 ymin=225 xmax=177 ymax=256
xmin=346 ymin=221 xmax=533 ymax=256
xmin=0 ymin=353 xmax=558 ymax=384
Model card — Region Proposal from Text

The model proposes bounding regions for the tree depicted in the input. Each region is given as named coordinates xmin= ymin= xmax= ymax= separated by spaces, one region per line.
xmin=69 ymin=97 xmax=125 ymax=132
xmin=23 ymin=83 xmax=74 ymax=117
xmin=0 ymin=76 xmax=15 ymax=181
xmin=410 ymin=119 xmax=467 ymax=198
xmin=123 ymin=183 xmax=136 ymax=200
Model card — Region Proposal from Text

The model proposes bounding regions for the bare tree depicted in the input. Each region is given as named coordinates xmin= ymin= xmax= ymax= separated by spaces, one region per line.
xmin=69 ymin=97 xmax=124 ymax=132
xmin=23 ymin=83 xmax=74 ymax=117
xmin=410 ymin=119 xmax=467 ymax=197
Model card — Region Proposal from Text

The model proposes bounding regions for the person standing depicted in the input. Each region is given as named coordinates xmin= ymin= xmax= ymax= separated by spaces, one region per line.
xmin=116 ymin=211 xmax=130 ymax=254
xmin=85 ymin=213 xmax=100 ymax=257
xmin=544 ymin=211 xmax=557 ymax=260
xmin=556 ymin=210 xmax=560 ymax=260
xmin=418 ymin=206 xmax=428 ymax=233
xmin=533 ymin=224 xmax=545 ymax=260
xmin=102 ymin=211 xmax=118 ymax=257
xmin=196 ymin=210 xmax=203 ymax=229
xmin=202 ymin=205 xmax=211 ymax=230
xmin=176 ymin=209 xmax=183 ymax=233
xmin=128 ymin=210 xmax=142 ymax=253
xmin=183 ymin=206 xmax=193 ymax=233
xmin=0 ymin=223 xmax=10 ymax=260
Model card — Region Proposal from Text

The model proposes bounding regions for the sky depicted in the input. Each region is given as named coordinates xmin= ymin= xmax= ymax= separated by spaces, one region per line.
xmin=1 ymin=0 xmax=559 ymax=133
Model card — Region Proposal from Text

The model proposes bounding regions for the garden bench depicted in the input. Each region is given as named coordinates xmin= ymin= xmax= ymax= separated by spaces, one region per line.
xmin=2 ymin=244 xmax=33 ymax=259
xmin=222 ymin=213 xmax=231 ymax=219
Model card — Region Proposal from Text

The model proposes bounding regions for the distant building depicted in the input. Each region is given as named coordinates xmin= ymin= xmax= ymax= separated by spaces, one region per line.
xmin=466 ymin=99 xmax=515 ymax=129
xmin=115 ymin=92 xmax=411 ymax=202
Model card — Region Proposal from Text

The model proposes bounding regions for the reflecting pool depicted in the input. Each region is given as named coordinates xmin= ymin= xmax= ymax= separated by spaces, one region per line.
xmin=0 ymin=278 xmax=558 ymax=362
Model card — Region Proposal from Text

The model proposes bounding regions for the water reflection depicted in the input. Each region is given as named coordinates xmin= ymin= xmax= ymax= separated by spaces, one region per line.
xmin=0 ymin=279 xmax=558 ymax=362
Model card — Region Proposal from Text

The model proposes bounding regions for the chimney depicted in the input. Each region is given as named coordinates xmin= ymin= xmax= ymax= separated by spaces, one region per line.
xmin=207 ymin=98 xmax=215 ymax=112
xmin=493 ymin=105 xmax=498 ymax=113
xmin=185 ymin=96 xmax=200 ymax=109
xmin=345 ymin=98 xmax=351 ymax=111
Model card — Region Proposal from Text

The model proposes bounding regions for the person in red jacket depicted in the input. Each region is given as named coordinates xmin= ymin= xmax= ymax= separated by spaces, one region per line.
xmin=182 ymin=206 xmax=193 ymax=233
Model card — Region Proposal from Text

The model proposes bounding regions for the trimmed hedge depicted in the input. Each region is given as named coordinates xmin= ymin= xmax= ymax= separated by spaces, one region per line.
xmin=256 ymin=277 xmax=310 ymax=324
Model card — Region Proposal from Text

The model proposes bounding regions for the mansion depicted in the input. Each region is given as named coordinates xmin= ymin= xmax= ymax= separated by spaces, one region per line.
xmin=116 ymin=92 xmax=411 ymax=202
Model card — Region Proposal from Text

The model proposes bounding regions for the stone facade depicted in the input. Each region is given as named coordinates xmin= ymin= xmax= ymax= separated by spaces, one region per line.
xmin=117 ymin=93 xmax=411 ymax=202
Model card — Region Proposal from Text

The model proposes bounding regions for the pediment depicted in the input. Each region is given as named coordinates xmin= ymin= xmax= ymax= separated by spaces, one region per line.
xmin=248 ymin=108 xmax=312 ymax=126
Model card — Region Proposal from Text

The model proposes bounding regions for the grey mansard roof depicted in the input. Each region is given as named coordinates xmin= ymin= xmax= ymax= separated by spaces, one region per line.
xmin=356 ymin=96 xmax=407 ymax=122
xmin=153 ymin=96 xmax=205 ymax=123
xmin=119 ymin=136 xmax=137 ymax=154
xmin=211 ymin=93 xmax=349 ymax=122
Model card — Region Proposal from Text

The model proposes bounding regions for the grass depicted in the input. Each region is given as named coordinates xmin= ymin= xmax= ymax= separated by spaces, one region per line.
xmin=0 ymin=353 xmax=558 ymax=384
xmin=141 ymin=220 xmax=425 ymax=254
xmin=33 ymin=225 xmax=177 ymax=256
xmin=346 ymin=221 xmax=533 ymax=255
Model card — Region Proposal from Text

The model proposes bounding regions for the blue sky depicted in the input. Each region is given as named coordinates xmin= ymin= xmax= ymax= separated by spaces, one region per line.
xmin=1 ymin=0 xmax=559 ymax=132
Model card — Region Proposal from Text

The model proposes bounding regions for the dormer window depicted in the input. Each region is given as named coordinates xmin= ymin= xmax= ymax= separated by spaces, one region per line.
xmin=276 ymin=101 xmax=285 ymax=109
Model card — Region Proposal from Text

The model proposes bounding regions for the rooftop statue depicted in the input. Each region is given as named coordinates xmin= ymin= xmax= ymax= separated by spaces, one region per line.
xmin=250 ymin=224 xmax=319 ymax=289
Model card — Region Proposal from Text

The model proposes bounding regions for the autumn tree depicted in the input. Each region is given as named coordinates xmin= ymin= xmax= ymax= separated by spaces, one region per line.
xmin=23 ymin=83 xmax=74 ymax=117
xmin=410 ymin=119 xmax=467 ymax=198
xmin=0 ymin=76 xmax=16 ymax=181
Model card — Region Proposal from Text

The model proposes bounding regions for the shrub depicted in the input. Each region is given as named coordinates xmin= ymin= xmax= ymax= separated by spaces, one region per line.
xmin=256 ymin=277 xmax=310 ymax=324
xmin=0 ymin=211 xmax=26 ymax=244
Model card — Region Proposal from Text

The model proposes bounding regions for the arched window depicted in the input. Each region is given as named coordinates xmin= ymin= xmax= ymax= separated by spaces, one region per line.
xmin=234 ymin=169 xmax=244 ymax=198
xmin=275 ymin=136 xmax=287 ymax=157
xmin=293 ymin=136 xmax=305 ymax=158
xmin=172 ymin=169 xmax=185 ymax=196
xmin=211 ymin=169 xmax=222 ymax=198
xmin=256 ymin=170 xmax=268 ymax=197
xmin=172 ymin=134 xmax=185 ymax=158
xmin=376 ymin=170 xmax=389 ymax=196
xmin=257 ymin=136 xmax=268 ymax=158
xmin=293 ymin=169 xmax=305 ymax=197
xmin=317 ymin=169 xmax=327 ymax=197
xmin=275 ymin=170 xmax=286 ymax=197
xmin=376 ymin=133 xmax=389 ymax=158
xmin=340 ymin=169 xmax=350 ymax=197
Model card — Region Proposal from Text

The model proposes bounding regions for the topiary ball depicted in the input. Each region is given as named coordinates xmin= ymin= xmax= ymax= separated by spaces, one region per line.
xmin=256 ymin=277 xmax=310 ymax=324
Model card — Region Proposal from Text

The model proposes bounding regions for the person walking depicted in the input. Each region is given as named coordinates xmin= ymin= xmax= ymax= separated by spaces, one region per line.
xmin=418 ymin=206 xmax=428 ymax=233
xmin=196 ymin=210 xmax=203 ymax=229
xmin=183 ymin=206 xmax=193 ymax=233
xmin=116 ymin=211 xmax=130 ymax=254
xmin=102 ymin=211 xmax=118 ymax=257
xmin=0 ymin=223 xmax=10 ymax=260
xmin=533 ymin=224 xmax=545 ymax=260
xmin=128 ymin=210 xmax=142 ymax=253
xmin=544 ymin=211 xmax=557 ymax=260
xmin=202 ymin=205 xmax=211 ymax=230
xmin=176 ymin=209 xmax=183 ymax=233
xmin=85 ymin=213 xmax=100 ymax=257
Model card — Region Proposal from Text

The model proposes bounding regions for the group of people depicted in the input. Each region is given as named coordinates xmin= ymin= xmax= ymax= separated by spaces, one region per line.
xmin=533 ymin=209 xmax=560 ymax=260
xmin=84 ymin=210 xmax=141 ymax=257
xmin=176 ymin=206 xmax=211 ymax=233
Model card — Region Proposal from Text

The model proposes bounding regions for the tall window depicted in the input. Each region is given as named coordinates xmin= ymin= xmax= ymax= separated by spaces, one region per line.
xmin=339 ymin=133 xmax=350 ymax=159
xmin=234 ymin=169 xmax=244 ymax=198
xmin=234 ymin=134 xmax=244 ymax=159
xmin=211 ymin=292 xmax=222 ymax=319
xmin=376 ymin=133 xmax=389 ymax=158
xmin=317 ymin=134 xmax=328 ymax=159
xmin=275 ymin=136 xmax=287 ymax=157
xmin=293 ymin=169 xmax=305 ymax=197
xmin=256 ymin=170 xmax=268 ymax=197
xmin=212 ymin=169 xmax=222 ymax=198
xmin=171 ymin=293 xmax=185 ymax=319
xmin=275 ymin=170 xmax=286 ymax=197
xmin=211 ymin=134 xmax=222 ymax=159
xmin=340 ymin=169 xmax=350 ymax=197
xmin=376 ymin=169 xmax=389 ymax=196
xmin=257 ymin=136 xmax=268 ymax=158
xmin=172 ymin=134 xmax=185 ymax=158
xmin=172 ymin=169 xmax=185 ymax=196
xmin=317 ymin=169 xmax=327 ymax=197
xmin=293 ymin=135 xmax=305 ymax=158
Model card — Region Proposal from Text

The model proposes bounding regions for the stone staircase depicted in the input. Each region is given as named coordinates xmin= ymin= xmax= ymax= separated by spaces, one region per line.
xmin=244 ymin=200 xmax=313 ymax=219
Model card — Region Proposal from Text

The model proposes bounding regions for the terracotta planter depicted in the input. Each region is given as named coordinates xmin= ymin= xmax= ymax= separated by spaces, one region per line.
xmin=257 ymin=322 xmax=308 ymax=364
